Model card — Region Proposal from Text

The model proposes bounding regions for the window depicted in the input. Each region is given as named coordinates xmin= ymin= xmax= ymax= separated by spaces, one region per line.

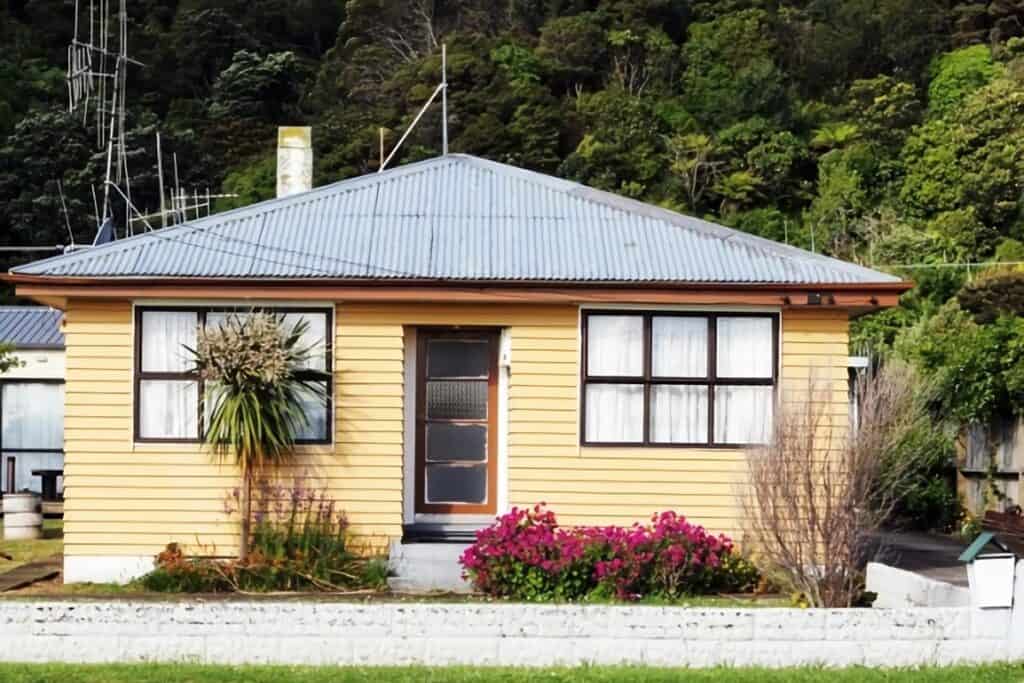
xmin=134 ymin=307 xmax=332 ymax=443
xmin=581 ymin=311 xmax=777 ymax=447
xmin=1 ymin=381 xmax=64 ymax=494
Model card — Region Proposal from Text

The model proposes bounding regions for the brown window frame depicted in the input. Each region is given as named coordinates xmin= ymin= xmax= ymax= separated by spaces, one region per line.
xmin=134 ymin=305 xmax=334 ymax=445
xmin=580 ymin=310 xmax=779 ymax=449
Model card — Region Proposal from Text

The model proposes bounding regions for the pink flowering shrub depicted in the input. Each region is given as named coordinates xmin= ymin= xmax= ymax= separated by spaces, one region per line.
xmin=460 ymin=505 xmax=756 ymax=601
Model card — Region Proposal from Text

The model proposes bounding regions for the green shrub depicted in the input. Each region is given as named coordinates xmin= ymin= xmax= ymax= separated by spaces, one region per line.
xmin=141 ymin=478 xmax=387 ymax=593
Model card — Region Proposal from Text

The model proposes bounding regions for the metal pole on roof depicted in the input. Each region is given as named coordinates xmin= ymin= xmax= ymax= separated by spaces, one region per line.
xmin=442 ymin=43 xmax=448 ymax=156
xmin=156 ymin=132 xmax=166 ymax=229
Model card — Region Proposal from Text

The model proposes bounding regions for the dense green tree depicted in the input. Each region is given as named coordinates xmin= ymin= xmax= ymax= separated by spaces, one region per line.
xmin=536 ymin=13 xmax=608 ymax=90
xmin=681 ymin=9 xmax=786 ymax=126
xmin=926 ymin=44 xmax=1001 ymax=115
xmin=560 ymin=90 xmax=667 ymax=196
xmin=900 ymin=72 xmax=1024 ymax=236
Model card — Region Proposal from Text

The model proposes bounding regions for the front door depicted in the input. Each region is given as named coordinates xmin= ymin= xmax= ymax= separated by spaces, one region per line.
xmin=415 ymin=329 xmax=499 ymax=515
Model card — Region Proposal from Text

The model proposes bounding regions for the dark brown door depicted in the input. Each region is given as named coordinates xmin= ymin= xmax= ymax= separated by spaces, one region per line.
xmin=415 ymin=329 xmax=499 ymax=515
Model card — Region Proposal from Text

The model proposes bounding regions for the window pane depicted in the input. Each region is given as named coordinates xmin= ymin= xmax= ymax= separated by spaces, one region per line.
xmin=139 ymin=380 xmax=198 ymax=439
xmin=585 ymin=384 xmax=643 ymax=443
xmin=141 ymin=311 xmax=197 ymax=372
xmin=717 ymin=317 xmax=773 ymax=378
xmin=204 ymin=311 xmax=247 ymax=330
xmin=427 ymin=381 xmax=487 ymax=420
xmin=427 ymin=340 xmax=489 ymax=378
xmin=426 ymin=423 xmax=487 ymax=462
xmin=282 ymin=312 xmax=328 ymax=372
xmin=2 ymin=383 xmax=63 ymax=450
xmin=714 ymin=386 xmax=773 ymax=444
xmin=426 ymin=463 xmax=486 ymax=504
xmin=587 ymin=315 xmax=643 ymax=377
xmin=294 ymin=381 xmax=329 ymax=441
xmin=652 ymin=317 xmax=707 ymax=378
xmin=650 ymin=385 xmax=708 ymax=444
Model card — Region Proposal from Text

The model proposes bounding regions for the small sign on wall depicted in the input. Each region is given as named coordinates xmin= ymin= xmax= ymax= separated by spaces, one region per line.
xmin=967 ymin=553 xmax=1017 ymax=608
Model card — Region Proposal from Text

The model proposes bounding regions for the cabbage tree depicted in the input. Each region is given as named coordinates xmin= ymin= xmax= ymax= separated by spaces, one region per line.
xmin=190 ymin=312 xmax=327 ymax=562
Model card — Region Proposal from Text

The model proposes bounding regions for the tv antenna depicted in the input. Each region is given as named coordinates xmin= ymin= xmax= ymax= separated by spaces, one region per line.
xmin=66 ymin=0 xmax=141 ymax=229
xmin=379 ymin=43 xmax=449 ymax=172
xmin=64 ymin=1 xmax=234 ymax=243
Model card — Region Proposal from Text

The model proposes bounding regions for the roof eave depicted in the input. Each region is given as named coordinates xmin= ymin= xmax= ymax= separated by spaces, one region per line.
xmin=3 ymin=272 xmax=913 ymax=292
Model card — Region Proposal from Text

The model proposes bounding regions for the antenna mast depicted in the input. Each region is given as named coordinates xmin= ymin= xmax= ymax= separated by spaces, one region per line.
xmin=442 ymin=43 xmax=448 ymax=156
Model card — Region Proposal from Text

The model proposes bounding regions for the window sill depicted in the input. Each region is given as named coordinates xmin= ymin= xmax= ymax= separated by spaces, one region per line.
xmin=131 ymin=441 xmax=336 ymax=454
xmin=580 ymin=442 xmax=764 ymax=450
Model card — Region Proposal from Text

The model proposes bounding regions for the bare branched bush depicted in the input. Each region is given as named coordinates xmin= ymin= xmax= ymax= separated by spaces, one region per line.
xmin=741 ymin=362 xmax=927 ymax=607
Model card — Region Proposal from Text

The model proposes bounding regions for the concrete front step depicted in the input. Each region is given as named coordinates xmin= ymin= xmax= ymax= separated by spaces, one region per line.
xmin=387 ymin=540 xmax=472 ymax=594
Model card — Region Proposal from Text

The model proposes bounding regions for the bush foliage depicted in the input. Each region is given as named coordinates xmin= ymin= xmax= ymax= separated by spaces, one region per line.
xmin=459 ymin=505 xmax=757 ymax=602
xmin=141 ymin=477 xmax=387 ymax=593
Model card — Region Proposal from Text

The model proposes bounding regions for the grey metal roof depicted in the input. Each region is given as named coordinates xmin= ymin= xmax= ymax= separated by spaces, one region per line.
xmin=12 ymin=154 xmax=900 ymax=285
xmin=0 ymin=307 xmax=64 ymax=349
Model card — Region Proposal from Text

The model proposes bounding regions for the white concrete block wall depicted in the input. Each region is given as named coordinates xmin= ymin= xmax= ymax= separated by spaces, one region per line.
xmin=0 ymin=600 xmax=1018 ymax=667
xmin=866 ymin=562 xmax=971 ymax=608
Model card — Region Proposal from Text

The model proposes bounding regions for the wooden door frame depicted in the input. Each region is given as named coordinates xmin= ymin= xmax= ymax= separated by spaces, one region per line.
xmin=414 ymin=327 xmax=500 ymax=515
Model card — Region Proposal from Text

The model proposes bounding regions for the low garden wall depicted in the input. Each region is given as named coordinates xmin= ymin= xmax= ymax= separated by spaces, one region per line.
xmin=0 ymin=597 xmax=1021 ymax=667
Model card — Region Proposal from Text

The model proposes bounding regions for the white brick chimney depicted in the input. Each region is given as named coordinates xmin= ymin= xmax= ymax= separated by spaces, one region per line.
xmin=276 ymin=126 xmax=313 ymax=198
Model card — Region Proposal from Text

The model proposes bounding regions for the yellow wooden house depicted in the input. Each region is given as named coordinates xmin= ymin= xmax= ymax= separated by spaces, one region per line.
xmin=7 ymin=152 xmax=908 ymax=585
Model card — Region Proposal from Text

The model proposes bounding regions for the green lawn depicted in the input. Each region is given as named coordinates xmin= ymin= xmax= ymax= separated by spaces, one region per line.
xmin=0 ymin=665 xmax=1020 ymax=682
xmin=0 ymin=520 xmax=63 ymax=572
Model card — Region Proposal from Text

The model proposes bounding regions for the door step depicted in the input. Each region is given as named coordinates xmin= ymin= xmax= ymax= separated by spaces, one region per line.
xmin=387 ymin=540 xmax=472 ymax=594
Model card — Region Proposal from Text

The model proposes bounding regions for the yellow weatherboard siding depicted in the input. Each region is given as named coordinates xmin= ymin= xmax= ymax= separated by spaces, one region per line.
xmin=61 ymin=299 xmax=848 ymax=559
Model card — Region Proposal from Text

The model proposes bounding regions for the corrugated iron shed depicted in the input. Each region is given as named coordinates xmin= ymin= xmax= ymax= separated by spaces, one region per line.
xmin=11 ymin=155 xmax=900 ymax=285
xmin=0 ymin=307 xmax=64 ymax=349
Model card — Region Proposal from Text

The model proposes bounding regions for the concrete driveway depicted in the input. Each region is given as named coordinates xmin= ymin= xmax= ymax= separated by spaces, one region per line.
xmin=872 ymin=531 xmax=969 ymax=586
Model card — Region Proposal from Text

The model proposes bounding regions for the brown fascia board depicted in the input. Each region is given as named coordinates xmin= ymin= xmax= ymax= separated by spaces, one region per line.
xmin=6 ymin=274 xmax=913 ymax=313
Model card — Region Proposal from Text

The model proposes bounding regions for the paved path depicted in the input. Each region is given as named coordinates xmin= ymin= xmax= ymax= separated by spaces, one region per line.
xmin=873 ymin=531 xmax=968 ymax=586
xmin=0 ymin=555 xmax=60 ymax=592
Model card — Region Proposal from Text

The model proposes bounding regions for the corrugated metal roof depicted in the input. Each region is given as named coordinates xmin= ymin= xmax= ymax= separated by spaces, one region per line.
xmin=12 ymin=154 xmax=900 ymax=285
xmin=0 ymin=307 xmax=64 ymax=349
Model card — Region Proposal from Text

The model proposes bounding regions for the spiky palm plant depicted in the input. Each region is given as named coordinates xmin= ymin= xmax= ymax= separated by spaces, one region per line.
xmin=189 ymin=312 xmax=327 ymax=562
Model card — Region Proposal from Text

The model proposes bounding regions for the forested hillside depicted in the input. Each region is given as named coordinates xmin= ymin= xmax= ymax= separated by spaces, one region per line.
xmin=3 ymin=1 xmax=1024 ymax=519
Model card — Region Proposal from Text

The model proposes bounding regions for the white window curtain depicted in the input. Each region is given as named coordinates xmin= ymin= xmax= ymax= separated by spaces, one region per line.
xmin=650 ymin=385 xmax=708 ymax=443
xmin=142 ymin=311 xmax=197 ymax=372
xmin=587 ymin=315 xmax=643 ymax=377
xmin=716 ymin=317 xmax=773 ymax=378
xmin=585 ymin=384 xmax=643 ymax=443
xmin=204 ymin=311 xmax=247 ymax=330
xmin=714 ymin=386 xmax=773 ymax=444
xmin=2 ymin=383 xmax=63 ymax=450
xmin=652 ymin=317 xmax=707 ymax=377
xmin=139 ymin=380 xmax=198 ymax=439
